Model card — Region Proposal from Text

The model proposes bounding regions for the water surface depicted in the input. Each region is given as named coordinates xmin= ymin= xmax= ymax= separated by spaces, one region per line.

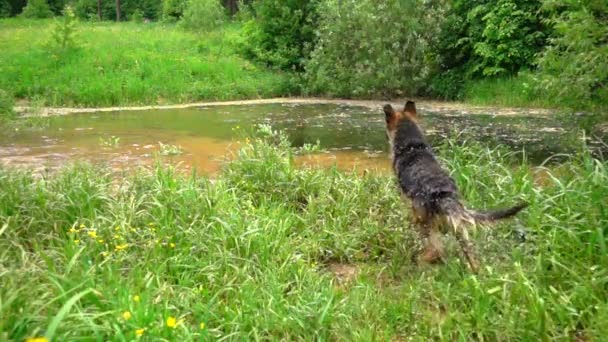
xmin=1 ymin=103 xmax=606 ymax=174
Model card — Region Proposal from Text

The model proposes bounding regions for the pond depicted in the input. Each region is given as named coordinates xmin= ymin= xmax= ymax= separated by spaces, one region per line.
xmin=1 ymin=102 xmax=606 ymax=174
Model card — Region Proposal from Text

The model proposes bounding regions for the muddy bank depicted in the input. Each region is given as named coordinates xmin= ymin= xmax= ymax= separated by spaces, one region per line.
xmin=15 ymin=97 xmax=552 ymax=117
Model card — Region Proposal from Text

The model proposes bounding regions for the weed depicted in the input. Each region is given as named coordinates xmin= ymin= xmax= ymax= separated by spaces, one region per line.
xmin=157 ymin=141 xmax=183 ymax=156
xmin=0 ymin=129 xmax=606 ymax=340
xmin=99 ymin=135 xmax=120 ymax=148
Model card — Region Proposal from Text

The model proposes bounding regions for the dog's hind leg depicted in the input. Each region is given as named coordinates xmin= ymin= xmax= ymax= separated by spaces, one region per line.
xmin=411 ymin=204 xmax=444 ymax=265
xmin=448 ymin=215 xmax=480 ymax=273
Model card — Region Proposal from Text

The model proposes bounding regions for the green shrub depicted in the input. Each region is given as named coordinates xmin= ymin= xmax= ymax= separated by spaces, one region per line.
xmin=241 ymin=0 xmax=319 ymax=71
xmin=161 ymin=0 xmax=186 ymax=21
xmin=304 ymin=0 xmax=442 ymax=98
xmin=0 ymin=0 xmax=11 ymax=18
xmin=179 ymin=0 xmax=225 ymax=32
xmin=20 ymin=0 xmax=53 ymax=18
xmin=430 ymin=0 xmax=548 ymax=99
xmin=0 ymin=89 xmax=16 ymax=122
xmin=51 ymin=5 xmax=78 ymax=50
xmin=536 ymin=0 xmax=608 ymax=108
xmin=130 ymin=8 xmax=144 ymax=22
xmin=469 ymin=0 xmax=546 ymax=77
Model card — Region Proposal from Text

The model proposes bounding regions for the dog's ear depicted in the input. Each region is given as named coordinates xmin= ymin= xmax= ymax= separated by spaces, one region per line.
xmin=404 ymin=101 xmax=417 ymax=117
xmin=383 ymin=104 xmax=395 ymax=122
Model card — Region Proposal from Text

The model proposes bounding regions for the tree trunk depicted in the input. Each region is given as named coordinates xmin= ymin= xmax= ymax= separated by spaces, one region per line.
xmin=115 ymin=0 xmax=120 ymax=21
xmin=97 ymin=0 xmax=102 ymax=20
xmin=223 ymin=0 xmax=238 ymax=16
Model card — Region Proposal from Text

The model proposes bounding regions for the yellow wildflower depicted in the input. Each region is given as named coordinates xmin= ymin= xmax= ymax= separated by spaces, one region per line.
xmin=80 ymin=224 xmax=86 ymax=228
xmin=88 ymin=231 xmax=98 ymax=238
xmin=169 ymin=243 xmax=176 ymax=248
xmin=115 ymin=226 xmax=121 ymax=231
xmin=115 ymin=243 xmax=129 ymax=251
xmin=200 ymin=322 xmax=205 ymax=330
xmin=166 ymin=316 xmax=180 ymax=328
xmin=135 ymin=328 xmax=145 ymax=337
xmin=101 ymin=251 xmax=109 ymax=257
xmin=74 ymin=239 xmax=80 ymax=244
xmin=25 ymin=337 xmax=48 ymax=342
xmin=133 ymin=295 xmax=141 ymax=302
xmin=68 ymin=227 xmax=78 ymax=233
xmin=97 ymin=239 xmax=105 ymax=243
xmin=148 ymin=222 xmax=155 ymax=227
xmin=123 ymin=311 xmax=132 ymax=320
xmin=113 ymin=234 xmax=121 ymax=240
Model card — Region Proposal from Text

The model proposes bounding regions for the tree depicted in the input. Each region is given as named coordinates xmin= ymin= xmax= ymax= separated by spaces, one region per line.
xmin=115 ymin=0 xmax=119 ymax=20
xmin=21 ymin=0 xmax=54 ymax=18
xmin=536 ymin=0 xmax=608 ymax=106
xmin=97 ymin=0 xmax=101 ymax=20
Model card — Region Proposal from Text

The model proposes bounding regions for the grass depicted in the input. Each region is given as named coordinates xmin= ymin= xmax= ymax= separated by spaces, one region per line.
xmin=1 ymin=127 xmax=607 ymax=340
xmin=0 ymin=18 xmax=294 ymax=107
xmin=462 ymin=73 xmax=607 ymax=112
xmin=461 ymin=73 xmax=560 ymax=109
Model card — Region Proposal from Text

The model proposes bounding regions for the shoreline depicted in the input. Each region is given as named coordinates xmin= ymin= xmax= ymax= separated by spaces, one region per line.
xmin=15 ymin=97 xmax=552 ymax=117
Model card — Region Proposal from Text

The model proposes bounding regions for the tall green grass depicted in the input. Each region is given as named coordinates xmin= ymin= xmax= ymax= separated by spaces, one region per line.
xmin=1 ymin=128 xmax=607 ymax=340
xmin=0 ymin=19 xmax=294 ymax=107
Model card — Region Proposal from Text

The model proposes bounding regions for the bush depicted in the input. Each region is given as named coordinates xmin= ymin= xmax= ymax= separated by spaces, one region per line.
xmin=430 ymin=0 xmax=547 ymax=98
xmin=20 ymin=0 xmax=53 ymax=18
xmin=536 ymin=0 xmax=608 ymax=107
xmin=130 ymin=8 xmax=144 ymax=22
xmin=241 ymin=0 xmax=319 ymax=71
xmin=51 ymin=5 xmax=78 ymax=50
xmin=0 ymin=0 xmax=11 ymax=17
xmin=304 ymin=0 xmax=442 ymax=98
xmin=0 ymin=89 xmax=16 ymax=122
xmin=179 ymin=0 xmax=225 ymax=32
xmin=161 ymin=0 xmax=186 ymax=21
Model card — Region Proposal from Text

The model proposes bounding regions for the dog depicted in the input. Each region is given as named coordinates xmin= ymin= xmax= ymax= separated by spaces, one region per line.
xmin=383 ymin=101 xmax=527 ymax=273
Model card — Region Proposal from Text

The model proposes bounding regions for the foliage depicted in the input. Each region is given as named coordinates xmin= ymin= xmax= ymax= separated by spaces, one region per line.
xmin=536 ymin=0 xmax=608 ymax=107
xmin=0 ymin=89 xmax=16 ymax=122
xmin=241 ymin=0 xmax=319 ymax=71
xmin=130 ymin=8 xmax=144 ymax=22
xmin=304 ymin=0 xmax=442 ymax=98
xmin=72 ymin=0 xmax=162 ymax=21
xmin=430 ymin=0 xmax=547 ymax=99
xmin=179 ymin=0 xmax=225 ymax=32
xmin=157 ymin=142 xmax=183 ymax=155
xmin=2 ymin=0 xmax=26 ymax=16
xmin=51 ymin=5 xmax=77 ymax=50
xmin=161 ymin=0 xmax=186 ymax=21
xmin=0 ymin=0 xmax=11 ymax=17
xmin=1 ymin=129 xmax=608 ymax=339
xmin=20 ymin=0 xmax=53 ymax=18
xmin=0 ymin=19 xmax=292 ymax=106
xmin=469 ymin=0 xmax=546 ymax=77
xmin=99 ymin=135 xmax=120 ymax=148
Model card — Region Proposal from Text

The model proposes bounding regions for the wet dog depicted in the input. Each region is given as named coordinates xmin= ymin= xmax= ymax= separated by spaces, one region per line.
xmin=384 ymin=101 xmax=527 ymax=273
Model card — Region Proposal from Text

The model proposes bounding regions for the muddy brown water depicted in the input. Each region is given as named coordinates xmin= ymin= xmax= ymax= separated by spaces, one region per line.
xmin=1 ymin=103 xmax=606 ymax=174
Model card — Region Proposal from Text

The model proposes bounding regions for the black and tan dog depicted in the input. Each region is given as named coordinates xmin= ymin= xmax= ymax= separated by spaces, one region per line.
xmin=384 ymin=101 xmax=527 ymax=273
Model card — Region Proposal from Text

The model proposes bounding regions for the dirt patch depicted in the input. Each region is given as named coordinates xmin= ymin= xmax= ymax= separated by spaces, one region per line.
xmin=327 ymin=262 xmax=359 ymax=286
xmin=15 ymin=97 xmax=552 ymax=117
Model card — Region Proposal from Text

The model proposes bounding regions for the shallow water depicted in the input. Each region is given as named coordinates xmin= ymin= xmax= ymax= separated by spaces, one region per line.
xmin=1 ymin=103 xmax=606 ymax=174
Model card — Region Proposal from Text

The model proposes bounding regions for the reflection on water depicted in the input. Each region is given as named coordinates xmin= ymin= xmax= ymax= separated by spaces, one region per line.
xmin=0 ymin=103 xmax=606 ymax=174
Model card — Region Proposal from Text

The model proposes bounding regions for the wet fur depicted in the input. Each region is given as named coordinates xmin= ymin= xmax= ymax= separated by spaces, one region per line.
xmin=384 ymin=101 xmax=527 ymax=273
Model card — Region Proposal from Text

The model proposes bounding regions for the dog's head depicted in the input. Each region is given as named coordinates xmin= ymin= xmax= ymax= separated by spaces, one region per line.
xmin=383 ymin=101 xmax=418 ymax=145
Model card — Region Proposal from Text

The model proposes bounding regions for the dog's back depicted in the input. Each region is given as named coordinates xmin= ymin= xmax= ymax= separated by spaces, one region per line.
xmin=392 ymin=118 xmax=460 ymax=215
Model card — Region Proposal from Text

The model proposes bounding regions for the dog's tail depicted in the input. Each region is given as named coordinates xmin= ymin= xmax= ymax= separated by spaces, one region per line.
xmin=468 ymin=202 xmax=528 ymax=222
xmin=439 ymin=197 xmax=527 ymax=224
